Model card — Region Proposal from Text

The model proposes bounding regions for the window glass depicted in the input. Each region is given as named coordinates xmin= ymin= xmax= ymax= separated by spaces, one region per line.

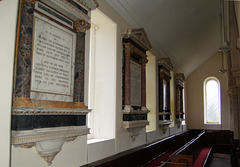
xmin=204 ymin=78 xmax=221 ymax=124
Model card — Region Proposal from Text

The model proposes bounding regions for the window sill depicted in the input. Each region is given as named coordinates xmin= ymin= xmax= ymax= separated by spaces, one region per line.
xmin=204 ymin=124 xmax=222 ymax=130
xmin=146 ymin=129 xmax=156 ymax=133
xmin=87 ymin=138 xmax=114 ymax=144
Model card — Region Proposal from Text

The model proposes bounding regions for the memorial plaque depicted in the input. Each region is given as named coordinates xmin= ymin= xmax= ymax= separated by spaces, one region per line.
xmin=130 ymin=60 xmax=141 ymax=106
xmin=31 ymin=14 xmax=76 ymax=101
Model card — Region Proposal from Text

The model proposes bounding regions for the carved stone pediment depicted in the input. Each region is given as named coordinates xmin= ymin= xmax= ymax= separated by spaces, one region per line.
xmin=74 ymin=0 xmax=99 ymax=11
xmin=175 ymin=73 xmax=185 ymax=87
xmin=122 ymin=28 xmax=152 ymax=51
xmin=175 ymin=73 xmax=185 ymax=81
xmin=41 ymin=0 xmax=98 ymax=28
xmin=158 ymin=58 xmax=173 ymax=71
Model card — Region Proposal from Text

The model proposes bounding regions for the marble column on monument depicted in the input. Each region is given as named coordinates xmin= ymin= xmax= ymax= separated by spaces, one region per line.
xmin=123 ymin=43 xmax=132 ymax=111
xmin=74 ymin=20 xmax=90 ymax=102
xmin=141 ymin=59 xmax=148 ymax=111
xmin=175 ymin=73 xmax=185 ymax=128
xmin=14 ymin=0 xmax=35 ymax=106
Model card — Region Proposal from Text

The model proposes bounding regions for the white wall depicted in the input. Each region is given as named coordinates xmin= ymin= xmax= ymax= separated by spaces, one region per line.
xmin=186 ymin=52 xmax=230 ymax=130
xmin=89 ymin=20 xmax=116 ymax=139
xmin=87 ymin=139 xmax=115 ymax=163
xmin=146 ymin=52 xmax=157 ymax=131
xmin=0 ymin=0 xmax=19 ymax=166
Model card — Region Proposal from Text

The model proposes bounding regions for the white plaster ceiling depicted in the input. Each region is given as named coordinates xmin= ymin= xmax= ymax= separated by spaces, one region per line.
xmin=106 ymin=0 xmax=221 ymax=77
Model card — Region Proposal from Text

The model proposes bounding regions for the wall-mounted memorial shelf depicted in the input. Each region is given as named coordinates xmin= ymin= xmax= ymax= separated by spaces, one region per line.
xmin=158 ymin=58 xmax=173 ymax=134
xmin=12 ymin=0 xmax=98 ymax=165
xmin=175 ymin=73 xmax=185 ymax=128
xmin=122 ymin=28 xmax=152 ymax=141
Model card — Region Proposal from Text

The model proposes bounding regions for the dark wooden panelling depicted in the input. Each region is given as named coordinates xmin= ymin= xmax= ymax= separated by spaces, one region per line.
xmin=80 ymin=130 xmax=233 ymax=167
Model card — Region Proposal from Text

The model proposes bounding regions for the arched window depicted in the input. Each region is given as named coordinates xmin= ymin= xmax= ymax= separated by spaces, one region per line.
xmin=204 ymin=77 xmax=221 ymax=124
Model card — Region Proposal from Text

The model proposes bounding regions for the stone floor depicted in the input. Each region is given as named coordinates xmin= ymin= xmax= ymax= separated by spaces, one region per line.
xmin=206 ymin=153 xmax=232 ymax=167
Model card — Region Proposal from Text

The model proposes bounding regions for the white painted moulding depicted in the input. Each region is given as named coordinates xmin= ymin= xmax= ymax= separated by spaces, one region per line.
xmin=122 ymin=120 xmax=149 ymax=130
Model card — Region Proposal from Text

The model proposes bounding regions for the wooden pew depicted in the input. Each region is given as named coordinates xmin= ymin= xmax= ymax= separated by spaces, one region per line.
xmin=80 ymin=130 xmax=232 ymax=167
xmin=81 ymin=130 xmax=193 ymax=167
xmin=163 ymin=131 xmax=212 ymax=167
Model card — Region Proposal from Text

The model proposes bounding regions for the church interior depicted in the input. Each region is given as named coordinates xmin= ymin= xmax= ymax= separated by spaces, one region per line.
xmin=0 ymin=0 xmax=240 ymax=166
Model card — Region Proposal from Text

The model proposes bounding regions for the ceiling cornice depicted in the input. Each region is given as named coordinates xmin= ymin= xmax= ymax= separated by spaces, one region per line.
xmin=105 ymin=0 xmax=139 ymax=28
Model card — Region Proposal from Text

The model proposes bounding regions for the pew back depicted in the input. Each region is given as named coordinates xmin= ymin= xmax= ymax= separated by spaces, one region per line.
xmin=81 ymin=130 xmax=233 ymax=167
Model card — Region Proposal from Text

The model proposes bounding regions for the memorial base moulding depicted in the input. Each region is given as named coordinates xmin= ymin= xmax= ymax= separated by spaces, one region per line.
xmin=12 ymin=126 xmax=89 ymax=165
xmin=12 ymin=106 xmax=91 ymax=165
xmin=176 ymin=113 xmax=184 ymax=128
xmin=122 ymin=106 xmax=149 ymax=141
xmin=159 ymin=111 xmax=173 ymax=134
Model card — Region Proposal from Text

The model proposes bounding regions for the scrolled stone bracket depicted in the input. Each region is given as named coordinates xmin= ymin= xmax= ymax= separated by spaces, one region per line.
xmin=122 ymin=121 xmax=149 ymax=142
xmin=12 ymin=126 xmax=90 ymax=165
xmin=122 ymin=109 xmax=150 ymax=141
xmin=175 ymin=117 xmax=184 ymax=128
xmin=159 ymin=111 xmax=173 ymax=134
xmin=125 ymin=127 xmax=144 ymax=142
xmin=159 ymin=120 xmax=172 ymax=134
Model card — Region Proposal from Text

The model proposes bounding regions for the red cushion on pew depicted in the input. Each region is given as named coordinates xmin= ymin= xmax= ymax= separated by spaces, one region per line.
xmin=193 ymin=147 xmax=211 ymax=167
xmin=146 ymin=152 xmax=173 ymax=167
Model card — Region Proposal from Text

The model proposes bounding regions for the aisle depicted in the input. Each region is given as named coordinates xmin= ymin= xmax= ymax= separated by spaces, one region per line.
xmin=206 ymin=153 xmax=231 ymax=167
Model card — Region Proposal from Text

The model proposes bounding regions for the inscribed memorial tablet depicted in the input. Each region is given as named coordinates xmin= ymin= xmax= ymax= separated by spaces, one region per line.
xmin=130 ymin=60 xmax=141 ymax=106
xmin=31 ymin=14 xmax=76 ymax=101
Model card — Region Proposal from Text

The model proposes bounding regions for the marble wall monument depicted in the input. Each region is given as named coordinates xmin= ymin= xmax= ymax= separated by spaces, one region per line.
xmin=158 ymin=58 xmax=173 ymax=133
xmin=122 ymin=28 xmax=152 ymax=141
xmin=175 ymin=73 xmax=185 ymax=128
xmin=12 ymin=0 xmax=98 ymax=165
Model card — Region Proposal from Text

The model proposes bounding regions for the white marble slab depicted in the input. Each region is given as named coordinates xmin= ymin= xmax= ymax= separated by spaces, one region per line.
xmin=130 ymin=60 xmax=141 ymax=106
xmin=30 ymin=13 xmax=76 ymax=102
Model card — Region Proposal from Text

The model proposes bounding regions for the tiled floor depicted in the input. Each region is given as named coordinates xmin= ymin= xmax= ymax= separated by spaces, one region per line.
xmin=206 ymin=153 xmax=232 ymax=167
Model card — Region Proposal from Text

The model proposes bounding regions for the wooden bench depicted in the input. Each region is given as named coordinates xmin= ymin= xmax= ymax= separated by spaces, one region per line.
xmin=82 ymin=131 xmax=193 ymax=167
xmin=145 ymin=130 xmax=205 ymax=167
xmin=81 ymin=130 xmax=232 ymax=167
xmin=163 ymin=131 xmax=212 ymax=167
